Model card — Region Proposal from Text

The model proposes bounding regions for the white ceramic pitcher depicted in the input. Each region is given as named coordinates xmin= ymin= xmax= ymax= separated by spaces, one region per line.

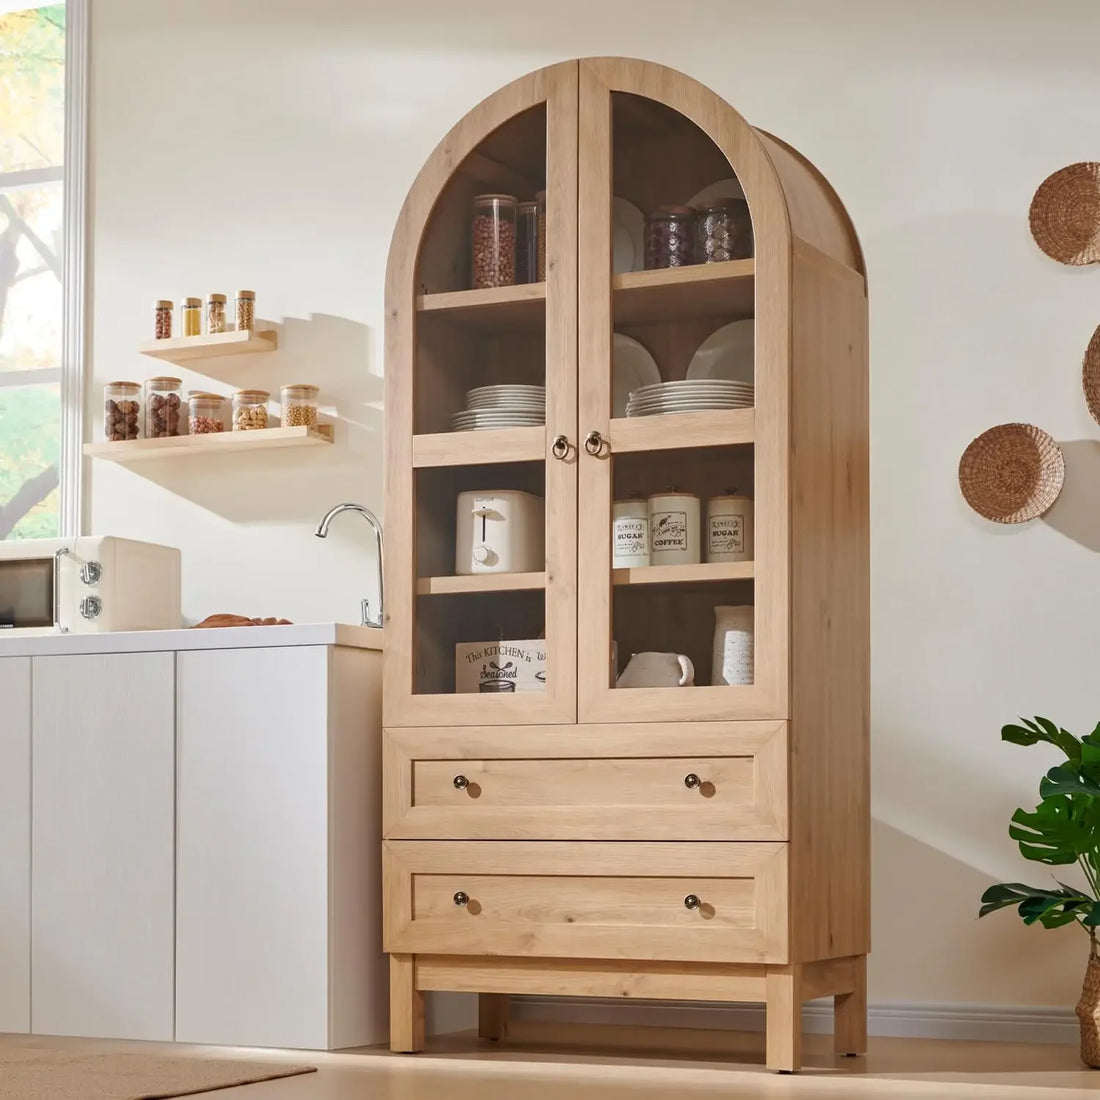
xmin=616 ymin=651 xmax=695 ymax=688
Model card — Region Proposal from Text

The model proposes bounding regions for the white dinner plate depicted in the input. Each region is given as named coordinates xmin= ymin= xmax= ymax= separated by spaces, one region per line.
xmin=467 ymin=385 xmax=545 ymax=396
xmin=613 ymin=333 xmax=661 ymax=417
xmin=687 ymin=177 xmax=746 ymax=209
xmin=466 ymin=398 xmax=546 ymax=410
xmin=613 ymin=197 xmax=645 ymax=274
xmin=685 ymin=320 xmax=755 ymax=384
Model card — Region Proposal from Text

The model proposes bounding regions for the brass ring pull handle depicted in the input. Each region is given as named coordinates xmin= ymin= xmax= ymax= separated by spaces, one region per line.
xmin=684 ymin=773 xmax=701 ymax=790
xmin=551 ymin=434 xmax=571 ymax=460
xmin=684 ymin=894 xmax=701 ymax=911
xmin=583 ymin=430 xmax=607 ymax=457
xmin=454 ymin=891 xmax=469 ymax=907
xmin=453 ymin=774 xmax=469 ymax=790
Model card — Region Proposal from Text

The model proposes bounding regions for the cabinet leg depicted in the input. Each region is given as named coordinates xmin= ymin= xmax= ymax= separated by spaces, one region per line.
xmin=389 ymin=955 xmax=425 ymax=1053
xmin=765 ymin=969 xmax=802 ymax=1073
xmin=834 ymin=955 xmax=867 ymax=1056
xmin=478 ymin=993 xmax=511 ymax=1041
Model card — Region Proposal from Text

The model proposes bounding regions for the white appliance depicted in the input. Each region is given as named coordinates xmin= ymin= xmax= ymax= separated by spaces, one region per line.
xmin=455 ymin=490 xmax=544 ymax=575
xmin=0 ymin=536 xmax=181 ymax=634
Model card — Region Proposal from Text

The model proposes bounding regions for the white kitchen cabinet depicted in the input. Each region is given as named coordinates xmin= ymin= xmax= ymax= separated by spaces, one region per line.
xmin=175 ymin=643 xmax=385 ymax=1049
xmin=31 ymin=652 xmax=175 ymax=1040
xmin=0 ymin=656 xmax=31 ymax=1033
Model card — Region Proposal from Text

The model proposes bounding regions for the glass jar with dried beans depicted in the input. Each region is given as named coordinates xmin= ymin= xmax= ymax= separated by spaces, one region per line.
xmin=154 ymin=299 xmax=173 ymax=340
xmin=206 ymin=293 xmax=227 ymax=334
xmin=233 ymin=389 xmax=269 ymax=431
xmin=281 ymin=384 xmax=319 ymax=429
xmin=104 ymin=382 xmax=141 ymax=441
xmin=470 ymin=194 xmax=516 ymax=289
xmin=188 ymin=392 xmax=225 ymax=434
xmin=644 ymin=205 xmax=696 ymax=269
xmin=180 ymin=296 xmax=202 ymax=337
xmin=696 ymin=200 xmax=753 ymax=263
xmin=144 ymin=377 xmax=182 ymax=438
xmin=236 ymin=290 xmax=255 ymax=332
xmin=515 ymin=201 xmax=539 ymax=285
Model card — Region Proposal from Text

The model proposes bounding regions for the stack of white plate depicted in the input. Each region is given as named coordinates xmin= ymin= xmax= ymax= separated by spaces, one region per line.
xmin=625 ymin=379 xmax=754 ymax=417
xmin=451 ymin=384 xmax=546 ymax=431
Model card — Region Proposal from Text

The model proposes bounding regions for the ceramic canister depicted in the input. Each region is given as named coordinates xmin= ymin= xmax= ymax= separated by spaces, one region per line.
xmin=612 ymin=499 xmax=650 ymax=568
xmin=706 ymin=493 xmax=754 ymax=563
xmin=712 ymin=605 xmax=754 ymax=686
xmin=648 ymin=491 xmax=701 ymax=565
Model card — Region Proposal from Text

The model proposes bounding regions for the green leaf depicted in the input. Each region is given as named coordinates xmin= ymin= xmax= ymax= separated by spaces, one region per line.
xmin=1040 ymin=764 xmax=1100 ymax=799
xmin=978 ymin=882 xmax=1091 ymax=919
xmin=1009 ymin=795 xmax=1100 ymax=865
xmin=1002 ymin=717 xmax=1082 ymax=764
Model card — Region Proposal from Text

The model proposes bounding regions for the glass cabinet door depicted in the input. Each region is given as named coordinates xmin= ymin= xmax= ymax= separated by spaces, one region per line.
xmin=384 ymin=65 xmax=578 ymax=727
xmin=576 ymin=63 xmax=788 ymax=724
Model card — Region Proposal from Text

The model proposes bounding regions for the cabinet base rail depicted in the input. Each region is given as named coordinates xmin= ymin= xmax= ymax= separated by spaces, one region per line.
xmin=388 ymin=952 xmax=867 ymax=1072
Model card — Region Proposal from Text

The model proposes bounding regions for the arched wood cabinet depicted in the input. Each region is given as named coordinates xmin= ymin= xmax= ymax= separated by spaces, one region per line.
xmin=382 ymin=58 xmax=868 ymax=1072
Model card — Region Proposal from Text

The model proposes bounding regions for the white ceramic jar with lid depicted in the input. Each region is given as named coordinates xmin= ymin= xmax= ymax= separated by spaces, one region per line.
xmin=647 ymin=490 xmax=701 ymax=565
xmin=612 ymin=499 xmax=649 ymax=568
xmin=706 ymin=492 xmax=754 ymax=563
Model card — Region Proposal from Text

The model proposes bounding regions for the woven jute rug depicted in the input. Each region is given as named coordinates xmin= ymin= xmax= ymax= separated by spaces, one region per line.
xmin=0 ymin=1047 xmax=315 ymax=1099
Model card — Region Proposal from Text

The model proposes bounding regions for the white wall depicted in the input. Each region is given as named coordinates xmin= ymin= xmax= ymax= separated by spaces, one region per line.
xmin=90 ymin=0 xmax=1100 ymax=1010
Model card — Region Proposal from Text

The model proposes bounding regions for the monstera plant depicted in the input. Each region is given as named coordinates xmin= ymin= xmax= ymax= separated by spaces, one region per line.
xmin=980 ymin=716 xmax=1100 ymax=1067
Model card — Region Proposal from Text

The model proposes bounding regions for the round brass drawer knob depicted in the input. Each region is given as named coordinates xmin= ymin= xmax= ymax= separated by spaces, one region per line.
xmin=684 ymin=894 xmax=701 ymax=911
xmin=684 ymin=773 xmax=701 ymax=790
xmin=454 ymin=891 xmax=469 ymax=907
xmin=453 ymin=775 xmax=469 ymax=790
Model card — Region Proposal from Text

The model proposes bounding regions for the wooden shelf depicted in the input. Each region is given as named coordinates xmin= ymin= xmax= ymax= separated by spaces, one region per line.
xmin=613 ymin=261 xmax=754 ymax=324
xmin=609 ymin=408 xmax=754 ymax=454
xmin=612 ymin=561 xmax=754 ymax=586
xmin=83 ymin=425 xmax=333 ymax=463
xmin=416 ymin=283 xmax=546 ymax=331
xmin=138 ymin=329 xmax=277 ymax=361
xmin=412 ymin=426 xmax=545 ymax=468
xmin=416 ymin=571 xmax=546 ymax=596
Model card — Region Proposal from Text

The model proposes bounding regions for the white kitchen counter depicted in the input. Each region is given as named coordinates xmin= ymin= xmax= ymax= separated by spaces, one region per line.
xmin=0 ymin=622 xmax=383 ymax=658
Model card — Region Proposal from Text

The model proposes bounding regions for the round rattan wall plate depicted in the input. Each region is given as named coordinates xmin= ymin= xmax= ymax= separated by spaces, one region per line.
xmin=1083 ymin=323 xmax=1100 ymax=425
xmin=958 ymin=423 xmax=1065 ymax=524
xmin=1030 ymin=162 xmax=1100 ymax=265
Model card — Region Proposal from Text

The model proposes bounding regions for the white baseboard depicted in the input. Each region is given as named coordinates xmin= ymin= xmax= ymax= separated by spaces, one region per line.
xmin=510 ymin=995 xmax=1078 ymax=1045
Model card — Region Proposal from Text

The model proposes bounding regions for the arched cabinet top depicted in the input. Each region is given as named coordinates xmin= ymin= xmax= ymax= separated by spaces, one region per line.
xmin=384 ymin=55 xmax=862 ymax=302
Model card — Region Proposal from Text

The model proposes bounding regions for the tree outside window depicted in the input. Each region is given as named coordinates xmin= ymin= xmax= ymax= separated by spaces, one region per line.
xmin=0 ymin=4 xmax=65 ymax=539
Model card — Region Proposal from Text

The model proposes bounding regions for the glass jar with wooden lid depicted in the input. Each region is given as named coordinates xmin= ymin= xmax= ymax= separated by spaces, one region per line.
xmin=281 ymin=384 xmax=319 ymax=429
xmin=206 ymin=293 xmax=227 ymax=334
xmin=232 ymin=389 xmax=269 ymax=431
xmin=144 ymin=377 xmax=182 ymax=438
xmin=104 ymin=381 xmax=141 ymax=441
xmin=188 ymin=392 xmax=225 ymax=434
xmin=180 ymin=297 xmax=202 ymax=337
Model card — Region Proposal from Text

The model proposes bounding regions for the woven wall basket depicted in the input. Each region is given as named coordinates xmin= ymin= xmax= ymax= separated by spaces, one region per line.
xmin=1030 ymin=162 xmax=1100 ymax=265
xmin=958 ymin=423 xmax=1065 ymax=523
xmin=1083 ymin=323 xmax=1100 ymax=425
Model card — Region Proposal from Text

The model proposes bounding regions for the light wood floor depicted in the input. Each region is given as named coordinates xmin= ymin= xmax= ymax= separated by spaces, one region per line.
xmin=5 ymin=1022 xmax=1100 ymax=1098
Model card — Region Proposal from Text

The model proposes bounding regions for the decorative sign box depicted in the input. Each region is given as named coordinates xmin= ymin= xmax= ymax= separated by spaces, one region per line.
xmin=455 ymin=639 xmax=547 ymax=693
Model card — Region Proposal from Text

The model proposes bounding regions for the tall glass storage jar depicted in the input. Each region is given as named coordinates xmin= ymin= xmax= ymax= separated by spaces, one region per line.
xmin=144 ymin=377 xmax=182 ymax=438
xmin=236 ymin=290 xmax=255 ymax=332
xmin=515 ymin=201 xmax=539 ymax=285
xmin=104 ymin=381 xmax=141 ymax=441
xmin=188 ymin=392 xmax=225 ymax=434
xmin=206 ymin=293 xmax=227 ymax=334
xmin=180 ymin=296 xmax=202 ymax=336
xmin=281 ymin=384 xmax=319 ymax=428
xmin=154 ymin=299 xmax=173 ymax=340
xmin=233 ymin=389 xmax=269 ymax=430
xmin=470 ymin=194 xmax=516 ymax=289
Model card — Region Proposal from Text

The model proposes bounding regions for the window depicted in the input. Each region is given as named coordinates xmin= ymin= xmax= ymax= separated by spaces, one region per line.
xmin=0 ymin=1 xmax=84 ymax=540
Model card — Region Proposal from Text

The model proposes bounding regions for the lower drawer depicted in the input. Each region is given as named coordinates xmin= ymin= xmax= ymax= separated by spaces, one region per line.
xmin=384 ymin=841 xmax=788 ymax=964
xmin=383 ymin=723 xmax=787 ymax=841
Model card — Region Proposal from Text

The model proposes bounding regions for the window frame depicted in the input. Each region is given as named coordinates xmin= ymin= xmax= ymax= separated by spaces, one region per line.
xmin=0 ymin=0 xmax=88 ymax=537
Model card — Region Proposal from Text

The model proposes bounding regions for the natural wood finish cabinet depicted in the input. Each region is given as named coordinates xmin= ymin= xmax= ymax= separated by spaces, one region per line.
xmin=382 ymin=56 xmax=868 ymax=1071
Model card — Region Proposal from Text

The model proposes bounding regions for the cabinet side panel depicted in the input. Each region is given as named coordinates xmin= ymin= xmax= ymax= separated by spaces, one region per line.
xmin=328 ymin=646 xmax=387 ymax=1048
xmin=788 ymin=239 xmax=870 ymax=962
xmin=31 ymin=652 xmax=175 ymax=1040
xmin=0 ymin=657 xmax=31 ymax=1033
xmin=175 ymin=646 xmax=329 ymax=1048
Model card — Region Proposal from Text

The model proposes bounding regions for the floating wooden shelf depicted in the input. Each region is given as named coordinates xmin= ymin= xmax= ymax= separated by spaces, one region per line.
xmin=412 ymin=425 xmax=545 ymax=468
xmin=613 ymin=261 xmax=754 ymax=324
xmin=416 ymin=571 xmax=546 ymax=596
xmin=83 ymin=425 xmax=333 ymax=463
xmin=612 ymin=561 xmax=754 ymax=586
xmin=137 ymin=329 xmax=277 ymax=362
xmin=416 ymin=283 xmax=546 ymax=331
xmin=609 ymin=407 xmax=754 ymax=454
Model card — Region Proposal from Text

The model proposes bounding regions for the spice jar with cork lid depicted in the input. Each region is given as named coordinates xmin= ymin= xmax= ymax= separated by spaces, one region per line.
xmin=236 ymin=290 xmax=255 ymax=332
xmin=180 ymin=296 xmax=202 ymax=336
xmin=281 ymin=384 xmax=319 ymax=429
xmin=206 ymin=293 xmax=227 ymax=334
xmin=154 ymin=299 xmax=173 ymax=340
xmin=644 ymin=205 xmax=696 ymax=269
xmin=104 ymin=381 xmax=141 ymax=441
xmin=188 ymin=392 xmax=225 ymax=434
xmin=233 ymin=389 xmax=269 ymax=431
xmin=470 ymin=194 xmax=516 ymax=289
xmin=144 ymin=377 xmax=182 ymax=438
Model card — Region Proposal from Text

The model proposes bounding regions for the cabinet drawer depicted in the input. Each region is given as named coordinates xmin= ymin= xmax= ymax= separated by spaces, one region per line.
xmin=384 ymin=722 xmax=786 ymax=841
xmin=384 ymin=841 xmax=787 ymax=964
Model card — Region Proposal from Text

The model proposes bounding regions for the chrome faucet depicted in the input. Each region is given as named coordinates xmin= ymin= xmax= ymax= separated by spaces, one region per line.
xmin=315 ymin=503 xmax=385 ymax=629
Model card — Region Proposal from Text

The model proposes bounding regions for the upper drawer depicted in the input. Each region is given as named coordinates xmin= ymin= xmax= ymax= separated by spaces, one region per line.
xmin=383 ymin=722 xmax=786 ymax=841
